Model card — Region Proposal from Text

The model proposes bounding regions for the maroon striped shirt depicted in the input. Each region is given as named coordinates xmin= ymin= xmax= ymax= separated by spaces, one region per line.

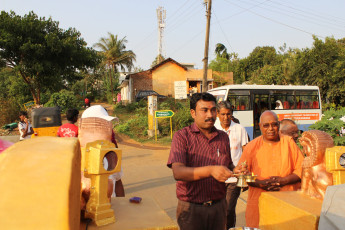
xmin=167 ymin=123 xmax=232 ymax=203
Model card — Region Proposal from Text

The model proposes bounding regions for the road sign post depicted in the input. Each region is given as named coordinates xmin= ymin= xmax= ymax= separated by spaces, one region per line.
xmin=147 ymin=95 xmax=158 ymax=137
xmin=154 ymin=110 xmax=175 ymax=141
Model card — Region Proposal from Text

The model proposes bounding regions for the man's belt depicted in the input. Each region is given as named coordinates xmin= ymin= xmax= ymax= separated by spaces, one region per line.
xmin=191 ymin=199 xmax=222 ymax=206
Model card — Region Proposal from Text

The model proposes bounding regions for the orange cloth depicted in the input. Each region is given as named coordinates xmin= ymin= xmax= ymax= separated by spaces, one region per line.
xmin=238 ymin=135 xmax=304 ymax=228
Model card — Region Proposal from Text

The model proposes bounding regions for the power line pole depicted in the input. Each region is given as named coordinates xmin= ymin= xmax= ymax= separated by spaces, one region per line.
xmin=202 ymin=0 xmax=212 ymax=93
xmin=157 ymin=6 xmax=166 ymax=64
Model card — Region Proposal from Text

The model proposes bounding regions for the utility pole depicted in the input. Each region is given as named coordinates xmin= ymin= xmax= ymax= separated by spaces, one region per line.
xmin=157 ymin=6 xmax=166 ymax=64
xmin=202 ymin=0 xmax=212 ymax=92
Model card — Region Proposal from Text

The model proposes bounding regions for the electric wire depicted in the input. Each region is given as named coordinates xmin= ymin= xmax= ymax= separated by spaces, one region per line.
xmin=221 ymin=0 xmax=325 ymax=38
xmin=237 ymin=0 xmax=345 ymax=32
xmin=212 ymin=9 xmax=236 ymax=54
xmin=272 ymin=0 xmax=345 ymax=25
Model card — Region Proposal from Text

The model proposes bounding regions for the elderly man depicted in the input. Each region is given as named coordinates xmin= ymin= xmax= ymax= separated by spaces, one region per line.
xmin=238 ymin=110 xmax=304 ymax=228
xmin=215 ymin=101 xmax=249 ymax=229
xmin=167 ymin=93 xmax=246 ymax=230
xmin=279 ymin=119 xmax=299 ymax=142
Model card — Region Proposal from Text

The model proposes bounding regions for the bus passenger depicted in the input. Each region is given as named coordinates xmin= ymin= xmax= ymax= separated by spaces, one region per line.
xmin=275 ymin=100 xmax=283 ymax=109
xmin=237 ymin=110 xmax=303 ymax=228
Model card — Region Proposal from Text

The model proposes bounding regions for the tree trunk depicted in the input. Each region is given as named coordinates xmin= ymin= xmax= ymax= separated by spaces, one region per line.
xmin=109 ymin=68 xmax=113 ymax=99
xmin=19 ymin=71 xmax=40 ymax=105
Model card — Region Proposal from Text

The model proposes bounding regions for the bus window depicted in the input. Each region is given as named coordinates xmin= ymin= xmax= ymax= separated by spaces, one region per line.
xmin=296 ymin=90 xmax=319 ymax=109
xmin=227 ymin=90 xmax=250 ymax=110
xmin=270 ymin=90 xmax=295 ymax=110
xmin=209 ymin=89 xmax=227 ymax=103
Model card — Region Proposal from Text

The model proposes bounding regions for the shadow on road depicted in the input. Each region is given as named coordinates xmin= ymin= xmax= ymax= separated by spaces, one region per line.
xmin=116 ymin=134 xmax=170 ymax=150
xmin=125 ymin=176 xmax=175 ymax=194
xmin=122 ymin=153 xmax=152 ymax=160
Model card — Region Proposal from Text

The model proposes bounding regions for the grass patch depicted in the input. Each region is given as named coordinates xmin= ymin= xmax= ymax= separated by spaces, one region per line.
xmin=114 ymin=98 xmax=193 ymax=144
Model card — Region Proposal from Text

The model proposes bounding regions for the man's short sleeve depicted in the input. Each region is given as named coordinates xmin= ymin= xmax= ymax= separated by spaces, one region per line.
xmin=167 ymin=129 xmax=188 ymax=168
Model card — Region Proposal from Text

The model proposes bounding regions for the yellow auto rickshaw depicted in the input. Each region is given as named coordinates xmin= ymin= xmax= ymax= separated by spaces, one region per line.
xmin=31 ymin=107 xmax=62 ymax=137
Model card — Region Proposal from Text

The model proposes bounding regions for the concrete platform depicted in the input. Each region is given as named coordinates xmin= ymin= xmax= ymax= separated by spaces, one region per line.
xmin=80 ymin=197 xmax=177 ymax=230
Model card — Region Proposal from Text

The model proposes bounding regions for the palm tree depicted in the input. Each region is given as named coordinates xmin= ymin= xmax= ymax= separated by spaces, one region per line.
xmin=215 ymin=43 xmax=230 ymax=60
xmin=94 ymin=33 xmax=136 ymax=97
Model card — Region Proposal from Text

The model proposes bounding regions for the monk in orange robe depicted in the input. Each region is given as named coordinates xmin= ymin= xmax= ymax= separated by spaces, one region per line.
xmin=237 ymin=111 xmax=304 ymax=228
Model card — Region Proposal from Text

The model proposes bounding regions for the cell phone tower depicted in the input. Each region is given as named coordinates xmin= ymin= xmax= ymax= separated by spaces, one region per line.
xmin=156 ymin=6 xmax=166 ymax=64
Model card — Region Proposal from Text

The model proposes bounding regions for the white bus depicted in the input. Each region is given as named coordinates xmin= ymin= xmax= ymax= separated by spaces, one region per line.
xmin=208 ymin=84 xmax=322 ymax=140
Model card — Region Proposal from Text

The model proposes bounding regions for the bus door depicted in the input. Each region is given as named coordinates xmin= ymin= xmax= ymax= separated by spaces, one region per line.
xmin=226 ymin=90 xmax=253 ymax=139
xmin=252 ymin=91 xmax=270 ymax=138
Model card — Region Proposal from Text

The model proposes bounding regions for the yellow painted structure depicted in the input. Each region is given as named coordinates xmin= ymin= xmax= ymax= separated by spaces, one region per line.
xmin=325 ymin=146 xmax=345 ymax=185
xmin=82 ymin=140 xmax=122 ymax=226
xmin=80 ymin=197 xmax=178 ymax=230
xmin=151 ymin=63 xmax=215 ymax=96
xmin=32 ymin=126 xmax=60 ymax=137
xmin=152 ymin=61 xmax=187 ymax=96
xmin=0 ymin=137 xmax=81 ymax=230
xmin=259 ymin=191 xmax=323 ymax=230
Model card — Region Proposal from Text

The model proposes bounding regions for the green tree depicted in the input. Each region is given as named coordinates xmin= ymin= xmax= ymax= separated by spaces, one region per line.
xmin=94 ymin=33 xmax=136 ymax=98
xmin=215 ymin=43 xmax=230 ymax=60
xmin=292 ymin=36 xmax=345 ymax=105
xmin=0 ymin=11 xmax=100 ymax=104
xmin=151 ymin=54 xmax=165 ymax=67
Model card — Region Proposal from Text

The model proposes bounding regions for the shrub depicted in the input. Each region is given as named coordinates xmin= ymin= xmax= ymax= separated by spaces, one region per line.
xmin=115 ymin=114 xmax=148 ymax=139
xmin=173 ymin=107 xmax=193 ymax=131
xmin=309 ymin=107 xmax=345 ymax=146
xmin=45 ymin=89 xmax=82 ymax=112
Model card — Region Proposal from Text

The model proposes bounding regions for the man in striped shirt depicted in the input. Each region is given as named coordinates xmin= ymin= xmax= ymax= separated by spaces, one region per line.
xmin=167 ymin=93 xmax=245 ymax=230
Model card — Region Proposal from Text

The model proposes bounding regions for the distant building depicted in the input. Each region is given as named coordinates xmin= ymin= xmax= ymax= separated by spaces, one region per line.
xmin=120 ymin=58 xmax=233 ymax=103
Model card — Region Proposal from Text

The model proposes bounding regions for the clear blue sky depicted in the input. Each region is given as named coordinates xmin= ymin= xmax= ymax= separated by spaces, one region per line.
xmin=2 ymin=0 xmax=345 ymax=70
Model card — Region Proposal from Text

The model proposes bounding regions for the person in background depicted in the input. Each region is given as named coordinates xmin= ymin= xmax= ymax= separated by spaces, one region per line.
xmin=18 ymin=111 xmax=34 ymax=141
xmin=280 ymin=119 xmax=300 ymax=143
xmin=84 ymin=97 xmax=90 ymax=108
xmin=57 ymin=108 xmax=79 ymax=137
xmin=215 ymin=101 xmax=249 ymax=229
xmin=238 ymin=110 xmax=304 ymax=228
xmin=80 ymin=105 xmax=124 ymax=198
xmin=117 ymin=92 xmax=121 ymax=104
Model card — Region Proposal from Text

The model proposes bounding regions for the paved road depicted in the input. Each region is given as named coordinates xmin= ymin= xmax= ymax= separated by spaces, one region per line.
xmin=117 ymin=135 xmax=248 ymax=226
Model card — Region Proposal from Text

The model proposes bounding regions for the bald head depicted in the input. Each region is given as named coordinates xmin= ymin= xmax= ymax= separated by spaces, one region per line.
xmin=259 ymin=110 xmax=280 ymax=142
xmin=280 ymin=119 xmax=299 ymax=142
xmin=280 ymin=119 xmax=296 ymax=131
xmin=259 ymin=110 xmax=278 ymax=123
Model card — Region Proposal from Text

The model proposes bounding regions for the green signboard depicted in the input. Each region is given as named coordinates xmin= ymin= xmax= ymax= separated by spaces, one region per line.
xmin=23 ymin=101 xmax=35 ymax=110
xmin=154 ymin=110 xmax=175 ymax=141
xmin=155 ymin=110 xmax=175 ymax=118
